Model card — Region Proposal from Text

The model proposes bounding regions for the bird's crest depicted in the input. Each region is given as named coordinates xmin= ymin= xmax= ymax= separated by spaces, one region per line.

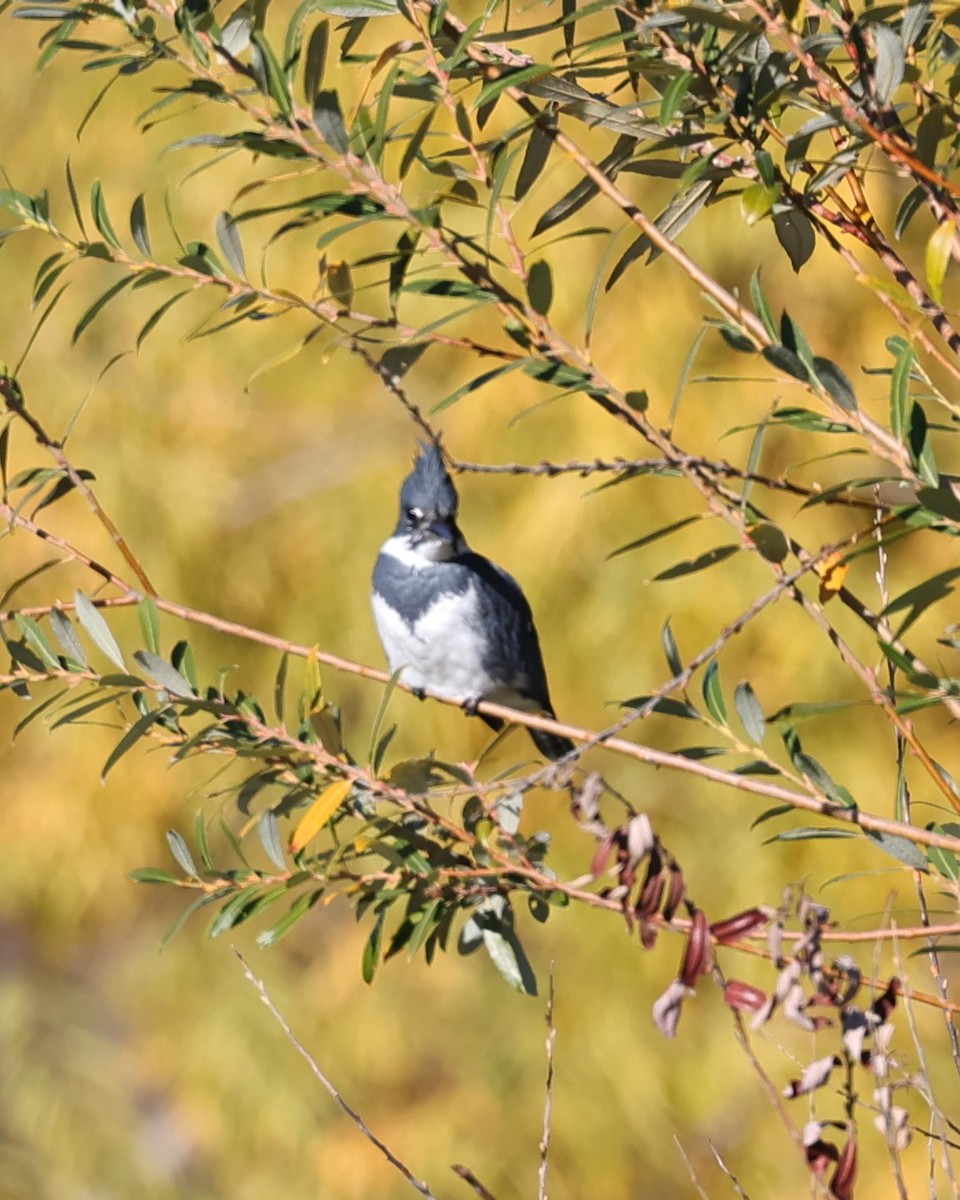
xmin=401 ymin=441 xmax=458 ymax=515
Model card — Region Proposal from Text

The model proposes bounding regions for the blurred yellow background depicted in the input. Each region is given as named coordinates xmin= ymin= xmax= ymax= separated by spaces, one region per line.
xmin=1 ymin=6 xmax=958 ymax=1198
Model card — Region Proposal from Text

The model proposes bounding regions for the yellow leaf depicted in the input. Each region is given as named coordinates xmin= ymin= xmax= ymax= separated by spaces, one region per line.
xmin=815 ymin=551 xmax=848 ymax=602
xmin=303 ymin=645 xmax=323 ymax=712
xmin=290 ymin=779 xmax=352 ymax=853
xmin=926 ymin=219 xmax=956 ymax=304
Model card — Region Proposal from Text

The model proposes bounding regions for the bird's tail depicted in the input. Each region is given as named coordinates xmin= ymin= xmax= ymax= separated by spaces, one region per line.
xmin=530 ymin=726 xmax=575 ymax=762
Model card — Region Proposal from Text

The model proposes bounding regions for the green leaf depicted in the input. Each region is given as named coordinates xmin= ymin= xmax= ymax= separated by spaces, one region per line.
xmin=72 ymin=274 xmax=137 ymax=344
xmin=661 ymin=619 xmax=683 ymax=676
xmin=133 ymin=650 xmax=196 ymax=698
xmin=89 ymin=179 xmax=121 ymax=249
xmin=49 ymin=608 xmax=87 ymax=666
xmin=865 ymin=830 xmax=927 ymax=871
xmin=515 ymin=116 xmax=554 ymax=201
xmin=75 ymin=590 xmax=125 ymax=669
xmin=890 ymin=341 xmax=913 ymax=441
xmin=256 ymin=888 xmax=324 ymax=947
xmin=138 ymin=596 xmax=160 ymax=656
xmin=773 ymin=209 xmax=815 ymax=272
xmin=166 ymin=828 xmax=198 ymax=876
xmin=130 ymin=867 xmax=180 ymax=884
xmin=872 ymin=24 xmax=904 ymax=104
xmin=527 ymin=259 xmax=552 ymax=315
xmin=303 ymin=18 xmax=329 ymax=101
xmin=749 ymin=269 xmax=777 ymax=341
xmin=748 ymin=522 xmax=789 ymax=563
xmin=701 ymin=660 xmax=726 ymax=724
xmin=101 ymin=707 xmax=165 ymax=779
xmin=925 ymin=219 xmax=955 ymax=304
xmin=362 ymin=908 xmax=387 ymax=983
xmin=313 ymin=89 xmax=349 ymax=153
xmin=475 ymin=62 xmax=552 ymax=110
xmin=251 ymin=31 xmax=293 ymax=118
xmin=909 ymin=401 xmax=938 ymax=486
xmin=137 ymin=290 xmax=191 ymax=349
xmin=258 ymin=810 xmax=287 ymax=870
xmin=740 ymin=182 xmax=781 ymax=226
xmin=654 ymin=544 xmax=740 ymax=581
xmin=659 ymin=70 xmax=693 ymax=125
xmin=129 ymin=193 xmax=150 ymax=256
xmin=607 ymin=514 xmax=701 ymax=559
xmin=734 ymin=681 xmax=765 ymax=743
xmin=14 ymin=613 xmax=61 ymax=670
xmin=812 ymin=356 xmax=857 ymax=411
xmin=477 ymin=897 xmax=538 ymax=996
xmin=215 ymin=211 xmax=246 ymax=276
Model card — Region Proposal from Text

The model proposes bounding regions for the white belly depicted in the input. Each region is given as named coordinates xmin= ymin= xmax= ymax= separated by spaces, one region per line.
xmin=372 ymin=586 xmax=498 ymax=701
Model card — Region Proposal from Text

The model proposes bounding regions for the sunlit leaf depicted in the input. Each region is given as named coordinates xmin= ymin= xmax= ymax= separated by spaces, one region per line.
xmin=290 ymin=778 xmax=353 ymax=852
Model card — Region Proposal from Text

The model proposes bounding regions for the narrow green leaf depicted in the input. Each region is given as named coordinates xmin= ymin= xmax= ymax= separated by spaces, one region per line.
xmin=166 ymin=828 xmax=198 ymax=876
xmin=362 ymin=908 xmax=387 ymax=983
xmin=812 ymin=356 xmax=857 ymax=411
xmin=865 ymin=830 xmax=927 ymax=871
xmin=515 ymin=115 xmax=554 ymax=200
xmin=214 ymin=210 xmax=246 ymax=277
xmin=14 ymin=614 xmax=60 ymax=669
xmin=75 ymin=589 xmax=125 ymax=669
xmin=872 ymin=24 xmax=904 ymax=104
xmin=256 ymin=888 xmax=324 ymax=947
xmin=130 ymin=867 xmax=180 ymax=884
xmin=138 ymin=596 xmax=160 ymax=655
xmin=701 ymin=660 xmax=727 ymax=724
xmin=129 ymin=194 xmax=150 ymax=256
xmin=89 ymin=179 xmax=121 ymax=249
xmin=654 ymin=544 xmax=740 ymax=581
xmin=137 ymin=289 xmax=191 ymax=349
xmin=72 ymin=274 xmax=137 ymax=344
xmin=607 ymin=514 xmax=700 ymax=559
xmin=303 ymin=18 xmax=329 ymax=101
xmin=251 ymin=31 xmax=293 ymax=118
xmin=734 ymin=681 xmax=764 ymax=742
xmin=890 ymin=341 xmax=913 ymax=442
xmin=749 ymin=269 xmax=777 ymax=340
xmin=661 ymin=619 xmax=682 ymax=676
xmin=659 ymin=70 xmax=693 ymax=125
xmin=133 ymin=650 xmax=195 ymax=698
xmin=101 ymin=707 xmax=165 ymax=778
xmin=259 ymin=810 xmax=287 ymax=870
xmin=909 ymin=401 xmax=938 ymax=486
xmin=49 ymin=608 xmax=88 ymax=665
xmin=65 ymin=157 xmax=87 ymax=238
xmin=313 ymin=89 xmax=349 ymax=153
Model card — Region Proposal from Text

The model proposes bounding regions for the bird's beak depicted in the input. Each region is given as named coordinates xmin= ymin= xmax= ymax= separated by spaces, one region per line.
xmin=428 ymin=518 xmax=458 ymax=544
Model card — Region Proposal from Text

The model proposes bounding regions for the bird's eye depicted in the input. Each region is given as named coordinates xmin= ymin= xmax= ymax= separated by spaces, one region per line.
xmin=407 ymin=506 xmax=424 ymax=522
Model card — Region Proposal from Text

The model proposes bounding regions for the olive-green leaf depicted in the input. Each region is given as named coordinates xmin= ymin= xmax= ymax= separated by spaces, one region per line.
xmin=527 ymin=259 xmax=552 ymax=315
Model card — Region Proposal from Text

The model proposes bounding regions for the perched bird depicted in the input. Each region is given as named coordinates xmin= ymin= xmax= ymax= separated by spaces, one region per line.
xmin=371 ymin=442 xmax=574 ymax=761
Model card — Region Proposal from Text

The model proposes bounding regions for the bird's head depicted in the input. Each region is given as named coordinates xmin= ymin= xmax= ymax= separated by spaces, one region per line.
xmin=397 ymin=442 xmax=464 ymax=561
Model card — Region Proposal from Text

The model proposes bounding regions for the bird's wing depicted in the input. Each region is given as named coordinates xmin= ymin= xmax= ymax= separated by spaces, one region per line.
xmin=456 ymin=551 xmax=554 ymax=710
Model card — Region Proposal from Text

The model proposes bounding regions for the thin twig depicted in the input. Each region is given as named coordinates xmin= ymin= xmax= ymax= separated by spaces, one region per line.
xmin=451 ymin=1163 xmax=500 ymax=1200
xmin=234 ymin=950 xmax=438 ymax=1200
xmin=538 ymin=964 xmax=556 ymax=1200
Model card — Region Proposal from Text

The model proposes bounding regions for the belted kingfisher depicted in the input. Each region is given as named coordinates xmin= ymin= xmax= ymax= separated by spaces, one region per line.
xmin=371 ymin=442 xmax=574 ymax=761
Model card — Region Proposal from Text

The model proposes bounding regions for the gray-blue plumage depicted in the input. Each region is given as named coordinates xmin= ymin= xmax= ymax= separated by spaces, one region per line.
xmin=371 ymin=443 xmax=572 ymax=760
